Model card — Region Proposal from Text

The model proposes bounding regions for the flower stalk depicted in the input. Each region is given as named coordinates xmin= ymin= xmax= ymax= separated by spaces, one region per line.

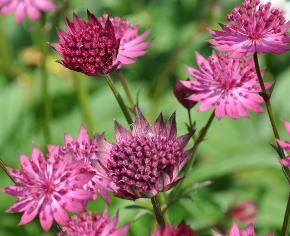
xmin=0 ymin=158 xmax=16 ymax=184
xmin=104 ymin=74 xmax=133 ymax=126
xmin=118 ymin=71 xmax=135 ymax=109
xmin=151 ymin=196 xmax=165 ymax=227
xmin=253 ymin=53 xmax=290 ymax=236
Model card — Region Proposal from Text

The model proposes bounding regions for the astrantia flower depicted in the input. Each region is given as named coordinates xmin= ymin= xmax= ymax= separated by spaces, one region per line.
xmin=181 ymin=52 xmax=269 ymax=119
xmin=0 ymin=0 xmax=55 ymax=23
xmin=276 ymin=121 xmax=290 ymax=167
xmin=57 ymin=210 xmax=129 ymax=236
xmin=98 ymin=13 xmax=151 ymax=68
xmin=213 ymin=224 xmax=274 ymax=236
xmin=229 ymin=200 xmax=257 ymax=224
xmin=95 ymin=109 xmax=192 ymax=200
xmin=57 ymin=126 xmax=110 ymax=203
xmin=173 ymin=80 xmax=197 ymax=110
xmin=52 ymin=11 xmax=150 ymax=76
xmin=152 ymin=222 xmax=196 ymax=236
xmin=2 ymin=147 xmax=94 ymax=231
xmin=209 ymin=0 xmax=290 ymax=55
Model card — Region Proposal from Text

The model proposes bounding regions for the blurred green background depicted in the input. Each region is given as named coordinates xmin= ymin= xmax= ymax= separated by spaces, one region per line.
xmin=0 ymin=0 xmax=290 ymax=235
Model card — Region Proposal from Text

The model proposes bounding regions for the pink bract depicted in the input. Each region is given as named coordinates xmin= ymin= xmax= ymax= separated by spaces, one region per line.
xmin=151 ymin=222 xmax=196 ymax=236
xmin=0 ymin=0 xmax=55 ymax=23
xmin=276 ymin=121 xmax=290 ymax=167
xmin=52 ymin=11 xmax=150 ymax=76
xmin=55 ymin=126 xmax=111 ymax=204
xmin=213 ymin=224 xmax=274 ymax=236
xmin=181 ymin=52 xmax=269 ymax=119
xmin=209 ymin=0 xmax=290 ymax=55
xmin=95 ymin=108 xmax=192 ymax=200
xmin=2 ymin=147 xmax=94 ymax=232
xmin=57 ymin=210 xmax=129 ymax=236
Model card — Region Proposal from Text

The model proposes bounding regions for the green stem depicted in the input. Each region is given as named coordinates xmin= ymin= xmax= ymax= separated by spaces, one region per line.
xmin=118 ymin=71 xmax=135 ymax=109
xmin=0 ymin=158 xmax=16 ymax=184
xmin=104 ymin=74 xmax=133 ymax=126
xmin=253 ymin=53 xmax=290 ymax=236
xmin=74 ymin=74 xmax=95 ymax=135
xmin=169 ymin=111 xmax=215 ymax=205
xmin=151 ymin=196 xmax=165 ymax=227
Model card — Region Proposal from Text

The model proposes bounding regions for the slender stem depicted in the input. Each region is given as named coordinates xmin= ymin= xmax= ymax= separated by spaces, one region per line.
xmin=0 ymin=158 xmax=16 ymax=184
xmin=253 ymin=53 xmax=290 ymax=236
xmin=104 ymin=74 xmax=133 ymax=125
xmin=151 ymin=196 xmax=165 ymax=227
xmin=40 ymin=20 xmax=52 ymax=144
xmin=117 ymin=71 xmax=135 ymax=109
xmin=187 ymin=108 xmax=194 ymax=130
xmin=282 ymin=193 xmax=290 ymax=236
xmin=74 ymin=74 xmax=95 ymax=135
xmin=169 ymin=111 xmax=215 ymax=205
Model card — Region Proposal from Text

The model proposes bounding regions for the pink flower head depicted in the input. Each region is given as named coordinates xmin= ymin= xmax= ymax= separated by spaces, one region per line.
xmin=209 ymin=0 xmax=290 ymax=55
xmin=2 ymin=147 xmax=94 ymax=232
xmin=276 ymin=121 xmax=290 ymax=167
xmin=229 ymin=200 xmax=257 ymax=224
xmin=173 ymin=80 xmax=197 ymax=110
xmin=57 ymin=210 xmax=129 ymax=236
xmin=213 ymin=224 xmax=274 ymax=236
xmin=56 ymin=126 xmax=111 ymax=204
xmin=52 ymin=11 xmax=120 ymax=76
xmin=98 ymin=13 xmax=151 ymax=69
xmin=95 ymin=109 xmax=192 ymax=200
xmin=152 ymin=222 xmax=196 ymax=236
xmin=0 ymin=0 xmax=55 ymax=23
xmin=181 ymin=52 xmax=269 ymax=119
xmin=52 ymin=11 xmax=150 ymax=76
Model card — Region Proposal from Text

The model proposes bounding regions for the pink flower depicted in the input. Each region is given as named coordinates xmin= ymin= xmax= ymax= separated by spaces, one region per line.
xmin=152 ymin=222 xmax=196 ymax=236
xmin=0 ymin=0 xmax=55 ymax=23
xmin=229 ymin=200 xmax=257 ymax=224
xmin=181 ymin=52 xmax=269 ymax=119
xmin=52 ymin=11 xmax=150 ymax=76
xmin=173 ymin=80 xmax=197 ymax=110
xmin=209 ymin=0 xmax=290 ymax=55
xmin=95 ymin=109 xmax=192 ymax=200
xmin=56 ymin=126 xmax=111 ymax=204
xmin=98 ymin=13 xmax=151 ymax=69
xmin=2 ymin=147 xmax=94 ymax=232
xmin=57 ymin=210 xmax=129 ymax=236
xmin=213 ymin=224 xmax=274 ymax=236
xmin=276 ymin=121 xmax=290 ymax=167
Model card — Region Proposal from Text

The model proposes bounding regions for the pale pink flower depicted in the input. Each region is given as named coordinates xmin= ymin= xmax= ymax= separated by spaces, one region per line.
xmin=2 ymin=147 xmax=94 ymax=232
xmin=181 ymin=52 xmax=270 ymax=119
xmin=276 ymin=121 xmax=290 ymax=167
xmin=95 ymin=109 xmax=192 ymax=200
xmin=57 ymin=210 xmax=129 ymax=236
xmin=52 ymin=11 xmax=150 ymax=76
xmin=209 ymin=0 xmax=290 ymax=55
xmin=213 ymin=224 xmax=274 ymax=236
xmin=0 ymin=0 xmax=55 ymax=23
xmin=56 ymin=126 xmax=110 ymax=204
xmin=229 ymin=200 xmax=257 ymax=224
xmin=152 ymin=222 xmax=196 ymax=236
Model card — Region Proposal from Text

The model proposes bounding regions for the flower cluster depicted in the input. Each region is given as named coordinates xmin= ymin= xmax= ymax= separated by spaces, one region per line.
xmin=151 ymin=222 xmax=196 ymax=236
xmin=214 ymin=224 xmax=274 ymax=236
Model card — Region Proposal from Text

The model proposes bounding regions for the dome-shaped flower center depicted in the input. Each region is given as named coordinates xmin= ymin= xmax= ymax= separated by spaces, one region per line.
xmin=62 ymin=23 xmax=119 ymax=75
xmin=107 ymin=135 xmax=182 ymax=193
xmin=41 ymin=181 xmax=56 ymax=195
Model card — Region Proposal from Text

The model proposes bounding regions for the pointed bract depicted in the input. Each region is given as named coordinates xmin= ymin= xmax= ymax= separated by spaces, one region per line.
xmin=151 ymin=222 xmax=196 ymax=236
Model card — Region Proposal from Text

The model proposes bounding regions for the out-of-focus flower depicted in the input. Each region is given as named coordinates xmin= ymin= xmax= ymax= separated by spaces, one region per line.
xmin=276 ymin=121 xmax=290 ymax=167
xmin=52 ymin=11 xmax=150 ymax=76
xmin=151 ymin=222 xmax=196 ymax=236
xmin=55 ymin=126 xmax=110 ymax=203
xmin=229 ymin=200 xmax=257 ymax=224
xmin=95 ymin=108 xmax=192 ymax=200
xmin=0 ymin=0 xmax=55 ymax=23
xmin=209 ymin=0 xmax=290 ymax=55
xmin=57 ymin=210 xmax=129 ymax=236
xmin=2 ymin=147 xmax=94 ymax=232
xmin=173 ymin=80 xmax=197 ymax=110
xmin=99 ymin=13 xmax=151 ymax=69
xmin=213 ymin=224 xmax=274 ymax=236
xmin=181 ymin=52 xmax=270 ymax=119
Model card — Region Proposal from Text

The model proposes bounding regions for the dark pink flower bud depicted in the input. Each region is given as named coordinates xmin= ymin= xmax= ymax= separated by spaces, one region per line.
xmin=229 ymin=200 xmax=257 ymax=224
xmin=173 ymin=80 xmax=197 ymax=109
xmin=152 ymin=222 xmax=196 ymax=236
